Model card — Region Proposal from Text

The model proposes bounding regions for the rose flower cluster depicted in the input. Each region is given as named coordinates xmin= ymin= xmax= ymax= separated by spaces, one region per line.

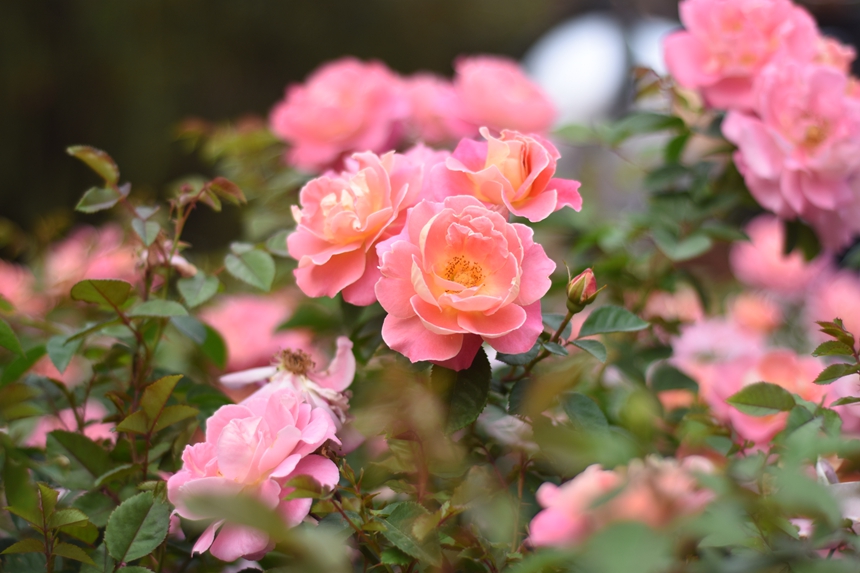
xmin=665 ymin=0 xmax=860 ymax=249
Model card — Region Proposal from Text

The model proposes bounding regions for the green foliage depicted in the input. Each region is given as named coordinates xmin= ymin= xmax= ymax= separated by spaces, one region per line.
xmin=726 ymin=382 xmax=796 ymax=416
xmin=104 ymin=492 xmax=170 ymax=563
xmin=577 ymin=305 xmax=649 ymax=337
xmin=225 ymin=243 xmax=275 ymax=290
xmin=431 ymin=347 xmax=492 ymax=433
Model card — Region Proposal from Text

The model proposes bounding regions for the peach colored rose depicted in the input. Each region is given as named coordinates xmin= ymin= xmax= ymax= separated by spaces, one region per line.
xmin=729 ymin=216 xmax=830 ymax=299
xmin=663 ymin=0 xmax=817 ymax=110
xmin=44 ymin=225 xmax=139 ymax=297
xmin=269 ymin=58 xmax=407 ymax=172
xmin=403 ymin=73 xmax=476 ymax=144
xmin=168 ymin=386 xmax=339 ymax=562
xmin=376 ymin=196 xmax=555 ymax=370
xmin=453 ymin=55 xmax=556 ymax=134
xmin=728 ymin=292 xmax=782 ymax=334
xmin=287 ymin=150 xmax=425 ymax=306
xmin=815 ymin=36 xmax=856 ymax=73
xmin=200 ymin=293 xmax=312 ymax=376
xmin=430 ymin=128 xmax=582 ymax=222
xmin=723 ymin=63 xmax=860 ymax=250
xmin=643 ymin=285 xmax=705 ymax=324
xmin=0 ymin=260 xmax=47 ymax=316
xmin=25 ymin=400 xmax=114 ymax=448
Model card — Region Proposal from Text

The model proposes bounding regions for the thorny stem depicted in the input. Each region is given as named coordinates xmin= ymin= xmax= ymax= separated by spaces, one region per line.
xmin=505 ymin=309 xmax=575 ymax=382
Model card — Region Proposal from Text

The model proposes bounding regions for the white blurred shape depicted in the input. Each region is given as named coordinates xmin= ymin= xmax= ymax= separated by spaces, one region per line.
xmin=523 ymin=13 xmax=628 ymax=125
xmin=628 ymin=17 xmax=679 ymax=76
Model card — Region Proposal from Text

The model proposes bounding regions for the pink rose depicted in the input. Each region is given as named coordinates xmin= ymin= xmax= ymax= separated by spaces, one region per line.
xmin=723 ymin=62 xmax=860 ymax=249
xmin=45 ymin=225 xmax=139 ymax=297
xmin=0 ymin=260 xmax=47 ymax=316
xmin=643 ymin=285 xmax=705 ymax=324
xmin=25 ymin=400 xmax=114 ymax=448
xmin=30 ymin=355 xmax=91 ymax=388
xmin=806 ymin=269 xmax=860 ymax=351
xmin=453 ymin=55 xmax=557 ymax=134
xmin=815 ymin=36 xmax=857 ymax=73
xmin=287 ymin=150 xmax=425 ymax=306
xmin=663 ymin=0 xmax=817 ymax=110
xmin=269 ymin=58 xmax=407 ymax=172
xmin=376 ymin=196 xmax=555 ymax=370
xmin=719 ymin=350 xmax=825 ymax=444
xmin=403 ymin=73 xmax=476 ymax=144
xmin=430 ymin=128 xmax=582 ymax=222
xmin=728 ymin=292 xmax=782 ymax=334
xmin=729 ymin=215 xmax=830 ymax=299
xmin=200 ymin=293 xmax=313 ymax=374
xmin=168 ymin=387 xmax=339 ymax=562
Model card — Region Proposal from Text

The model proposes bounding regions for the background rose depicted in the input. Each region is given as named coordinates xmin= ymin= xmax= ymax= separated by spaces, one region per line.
xmin=269 ymin=58 xmax=407 ymax=172
xmin=453 ymin=55 xmax=556 ymax=134
xmin=0 ymin=260 xmax=47 ymax=316
xmin=403 ymin=73 xmax=475 ymax=144
xmin=430 ymin=128 xmax=582 ymax=222
xmin=287 ymin=150 xmax=424 ymax=306
xmin=375 ymin=195 xmax=555 ymax=370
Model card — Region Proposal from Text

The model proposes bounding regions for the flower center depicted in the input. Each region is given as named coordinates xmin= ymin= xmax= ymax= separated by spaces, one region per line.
xmin=276 ymin=349 xmax=316 ymax=376
xmin=803 ymin=123 xmax=828 ymax=148
xmin=443 ymin=255 xmax=484 ymax=289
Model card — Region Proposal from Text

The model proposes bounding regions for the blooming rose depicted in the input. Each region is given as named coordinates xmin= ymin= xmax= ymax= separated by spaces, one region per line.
xmin=728 ymin=291 xmax=782 ymax=334
xmin=729 ymin=215 xmax=830 ymax=299
xmin=220 ymin=336 xmax=356 ymax=428
xmin=168 ymin=387 xmax=339 ymax=562
xmin=723 ymin=62 xmax=860 ymax=249
xmin=0 ymin=260 xmax=47 ymax=316
xmin=403 ymin=73 xmax=476 ymax=144
xmin=375 ymin=196 xmax=555 ymax=370
xmin=269 ymin=58 xmax=407 ymax=172
xmin=200 ymin=293 xmax=313 ymax=375
xmin=529 ymin=457 xmax=713 ymax=547
xmin=453 ymin=56 xmax=556 ymax=134
xmin=25 ymin=400 xmax=114 ymax=448
xmin=430 ymin=128 xmax=582 ymax=222
xmin=663 ymin=0 xmax=817 ymax=110
xmin=287 ymin=150 xmax=424 ymax=305
xmin=44 ymin=225 xmax=139 ymax=297
xmin=815 ymin=36 xmax=857 ymax=73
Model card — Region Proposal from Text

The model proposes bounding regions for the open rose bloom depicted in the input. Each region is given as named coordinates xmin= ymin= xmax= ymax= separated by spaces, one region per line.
xmin=376 ymin=196 xmax=555 ymax=370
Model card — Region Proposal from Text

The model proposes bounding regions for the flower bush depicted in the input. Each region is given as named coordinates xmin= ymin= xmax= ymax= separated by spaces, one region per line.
xmin=7 ymin=3 xmax=860 ymax=573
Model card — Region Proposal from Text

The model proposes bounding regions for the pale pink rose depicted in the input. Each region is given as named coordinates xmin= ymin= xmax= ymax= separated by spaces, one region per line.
xmin=719 ymin=349 xmax=826 ymax=444
xmin=168 ymin=387 xmax=339 ymax=562
xmin=529 ymin=457 xmax=713 ymax=547
xmin=44 ymin=225 xmax=139 ymax=297
xmin=0 ymin=260 xmax=47 ymax=315
xmin=723 ymin=63 xmax=860 ymax=250
xmin=376 ymin=196 xmax=555 ymax=370
xmin=729 ymin=216 xmax=830 ymax=299
xmin=663 ymin=0 xmax=817 ymax=110
xmin=806 ymin=269 xmax=860 ymax=351
xmin=200 ymin=293 xmax=313 ymax=375
xmin=815 ymin=36 xmax=857 ymax=74
xmin=220 ymin=336 xmax=355 ymax=429
xmin=453 ymin=55 xmax=557 ymax=134
xmin=30 ymin=355 xmax=91 ymax=388
xmin=430 ymin=128 xmax=582 ymax=222
xmin=643 ymin=285 xmax=705 ymax=324
xmin=287 ymin=150 xmax=425 ymax=306
xmin=25 ymin=400 xmax=114 ymax=448
xmin=401 ymin=143 xmax=451 ymax=176
xmin=403 ymin=73 xmax=476 ymax=144
xmin=269 ymin=58 xmax=407 ymax=172
xmin=728 ymin=291 xmax=782 ymax=334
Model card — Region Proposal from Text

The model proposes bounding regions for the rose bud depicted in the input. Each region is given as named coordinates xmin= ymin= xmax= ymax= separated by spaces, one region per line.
xmin=566 ymin=268 xmax=601 ymax=314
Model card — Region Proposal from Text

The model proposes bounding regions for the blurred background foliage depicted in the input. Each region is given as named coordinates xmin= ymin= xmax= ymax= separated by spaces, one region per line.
xmin=2 ymin=0 xmax=859 ymax=255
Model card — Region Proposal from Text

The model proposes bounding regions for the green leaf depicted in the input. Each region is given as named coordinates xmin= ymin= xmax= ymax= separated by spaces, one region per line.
xmin=205 ymin=177 xmax=246 ymax=205
xmin=177 ymin=273 xmax=219 ymax=308
xmin=1 ymin=539 xmax=45 ymax=555
xmin=380 ymin=502 xmax=442 ymax=567
xmin=561 ymin=392 xmax=609 ymax=431
xmin=431 ymin=348 xmax=491 ymax=433
xmin=115 ymin=411 xmax=148 ymax=435
xmin=46 ymin=431 xmax=113 ymax=483
xmin=170 ymin=315 xmax=207 ymax=344
xmin=6 ymin=506 xmax=43 ymax=530
xmin=201 ymin=325 xmax=227 ymax=369
xmin=495 ymin=342 xmax=540 ymax=366
xmin=581 ymin=522 xmax=672 ymax=573
xmin=608 ymin=112 xmax=685 ymax=145
xmin=282 ymin=474 xmax=325 ymax=501
xmin=225 ymin=249 xmax=275 ymax=291
xmin=1 ymin=345 xmax=47 ymax=386
xmin=542 ymin=313 xmax=573 ymax=341
xmin=278 ymin=300 xmax=341 ymax=332
xmin=60 ymin=521 xmax=99 ymax=544
xmin=104 ymin=492 xmax=170 ymax=563
xmin=116 ymin=568 xmax=154 ymax=573
xmin=70 ymin=280 xmax=132 ymax=308
xmin=141 ymin=374 xmax=183 ymax=421
xmin=265 ymin=230 xmax=290 ymax=257
xmin=79 ymin=543 xmax=115 ymax=573
xmin=784 ymin=218 xmax=821 ymax=261
xmin=571 ymin=339 xmax=607 ymax=363
xmin=46 ymin=335 xmax=82 ymax=374
xmin=814 ymin=363 xmax=860 ymax=385
xmin=812 ymin=340 xmax=855 ymax=357
xmin=53 ymin=542 xmax=96 ymax=565
xmin=379 ymin=547 xmax=413 ymax=566
xmin=38 ymin=482 xmax=59 ymax=517
xmin=831 ymin=396 xmax=860 ymax=406
xmin=73 ymin=493 xmax=116 ymax=529
xmin=726 ymin=382 xmax=796 ymax=416
xmin=131 ymin=219 xmax=160 ymax=246
xmin=67 ymin=145 xmax=119 ymax=184
xmin=0 ymin=318 xmax=23 ymax=355
xmin=542 ymin=341 xmax=568 ymax=356
xmin=643 ymin=163 xmax=689 ymax=192
xmin=48 ymin=508 xmax=88 ymax=529
xmin=185 ymin=384 xmax=230 ymax=420
xmin=652 ymin=228 xmax=713 ymax=261
xmin=128 ymin=300 xmax=188 ymax=318
xmin=94 ymin=464 xmax=139 ymax=488
xmin=152 ymin=404 xmax=198 ymax=433
xmin=3 ymin=454 xmax=38 ymax=513
xmin=578 ymin=305 xmax=649 ymax=337
xmin=650 ymin=363 xmax=698 ymax=393
xmin=75 ymin=187 xmax=125 ymax=214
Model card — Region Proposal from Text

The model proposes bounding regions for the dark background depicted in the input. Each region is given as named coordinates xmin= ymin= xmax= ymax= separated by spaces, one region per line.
xmin=2 ymin=0 xmax=858 ymax=251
